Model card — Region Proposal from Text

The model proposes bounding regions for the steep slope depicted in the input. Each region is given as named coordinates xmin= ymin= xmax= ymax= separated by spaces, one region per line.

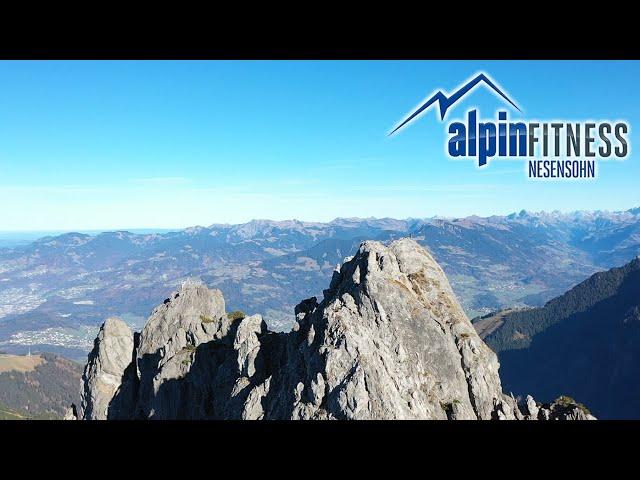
xmin=72 ymin=239 xmax=592 ymax=420
xmin=0 ymin=352 xmax=82 ymax=418
xmin=77 ymin=318 xmax=135 ymax=420
xmin=478 ymin=258 xmax=640 ymax=419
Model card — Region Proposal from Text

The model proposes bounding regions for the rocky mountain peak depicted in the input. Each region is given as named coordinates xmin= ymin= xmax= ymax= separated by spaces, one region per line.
xmin=297 ymin=238 xmax=509 ymax=419
xmin=137 ymin=279 xmax=227 ymax=360
xmin=72 ymin=239 xmax=594 ymax=420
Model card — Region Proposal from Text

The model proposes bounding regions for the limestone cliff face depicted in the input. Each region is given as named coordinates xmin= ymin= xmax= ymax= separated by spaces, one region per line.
xmin=77 ymin=317 xmax=135 ymax=420
xmin=73 ymin=239 xmax=595 ymax=420
xmin=271 ymin=238 xmax=509 ymax=419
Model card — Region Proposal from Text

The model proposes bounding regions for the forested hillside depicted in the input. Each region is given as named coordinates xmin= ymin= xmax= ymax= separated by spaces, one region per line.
xmin=0 ymin=352 xmax=82 ymax=418
xmin=478 ymin=257 xmax=640 ymax=418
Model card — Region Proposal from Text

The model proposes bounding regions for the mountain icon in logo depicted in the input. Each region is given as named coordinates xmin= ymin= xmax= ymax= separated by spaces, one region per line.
xmin=389 ymin=72 xmax=521 ymax=135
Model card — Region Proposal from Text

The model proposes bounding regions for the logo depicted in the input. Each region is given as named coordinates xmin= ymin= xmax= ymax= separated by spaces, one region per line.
xmin=389 ymin=72 xmax=630 ymax=179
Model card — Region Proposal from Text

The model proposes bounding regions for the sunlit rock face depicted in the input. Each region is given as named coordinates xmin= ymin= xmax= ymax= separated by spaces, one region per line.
xmin=74 ymin=239 xmax=594 ymax=421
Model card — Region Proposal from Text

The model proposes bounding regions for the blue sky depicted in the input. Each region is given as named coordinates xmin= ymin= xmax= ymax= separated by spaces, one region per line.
xmin=0 ymin=60 xmax=638 ymax=230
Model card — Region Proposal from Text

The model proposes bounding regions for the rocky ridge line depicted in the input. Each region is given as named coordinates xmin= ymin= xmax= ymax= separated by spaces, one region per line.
xmin=69 ymin=239 xmax=595 ymax=420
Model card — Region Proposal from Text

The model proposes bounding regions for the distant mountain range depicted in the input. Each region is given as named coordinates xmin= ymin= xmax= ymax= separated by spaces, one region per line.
xmin=477 ymin=257 xmax=640 ymax=419
xmin=0 ymin=229 xmax=174 ymax=249
xmin=1 ymin=208 xmax=640 ymax=358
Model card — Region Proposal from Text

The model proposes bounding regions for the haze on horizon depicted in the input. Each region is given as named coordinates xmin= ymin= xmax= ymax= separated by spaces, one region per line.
xmin=0 ymin=60 xmax=638 ymax=231
xmin=2 ymin=206 xmax=640 ymax=239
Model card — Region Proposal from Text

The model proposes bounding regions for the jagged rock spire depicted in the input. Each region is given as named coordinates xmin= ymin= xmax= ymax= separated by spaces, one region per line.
xmin=77 ymin=317 xmax=134 ymax=420
xmin=73 ymin=239 xmax=594 ymax=420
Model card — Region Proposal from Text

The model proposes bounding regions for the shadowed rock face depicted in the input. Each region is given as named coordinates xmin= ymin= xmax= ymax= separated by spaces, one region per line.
xmin=73 ymin=239 xmax=594 ymax=420
xmin=134 ymin=281 xmax=229 ymax=419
